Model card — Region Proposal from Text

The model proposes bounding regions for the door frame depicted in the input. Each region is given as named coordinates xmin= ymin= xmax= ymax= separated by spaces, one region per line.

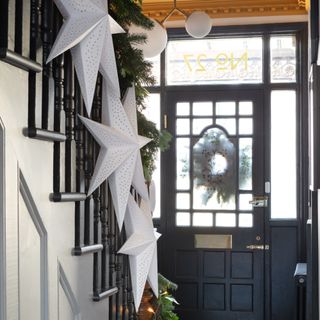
xmin=146 ymin=22 xmax=308 ymax=320
xmin=0 ymin=118 xmax=5 ymax=320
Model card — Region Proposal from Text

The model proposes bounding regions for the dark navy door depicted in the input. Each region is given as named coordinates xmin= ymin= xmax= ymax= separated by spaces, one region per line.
xmin=160 ymin=89 xmax=266 ymax=320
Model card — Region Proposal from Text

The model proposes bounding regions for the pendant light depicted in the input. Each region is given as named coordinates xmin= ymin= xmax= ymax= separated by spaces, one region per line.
xmin=129 ymin=0 xmax=212 ymax=58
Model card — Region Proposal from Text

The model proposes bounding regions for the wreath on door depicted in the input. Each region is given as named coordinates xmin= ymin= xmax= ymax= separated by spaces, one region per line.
xmin=193 ymin=128 xmax=235 ymax=205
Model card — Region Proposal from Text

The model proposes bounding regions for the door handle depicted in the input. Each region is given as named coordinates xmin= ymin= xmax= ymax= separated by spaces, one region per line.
xmin=246 ymin=244 xmax=270 ymax=250
xmin=249 ymin=196 xmax=268 ymax=207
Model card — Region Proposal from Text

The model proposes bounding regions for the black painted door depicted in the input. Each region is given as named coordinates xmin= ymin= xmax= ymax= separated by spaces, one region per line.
xmin=160 ymin=88 xmax=266 ymax=320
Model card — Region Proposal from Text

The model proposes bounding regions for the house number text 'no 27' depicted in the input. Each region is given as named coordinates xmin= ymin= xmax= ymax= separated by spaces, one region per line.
xmin=183 ymin=50 xmax=249 ymax=72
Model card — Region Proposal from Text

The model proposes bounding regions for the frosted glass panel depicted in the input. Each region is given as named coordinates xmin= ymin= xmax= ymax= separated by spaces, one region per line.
xmin=270 ymin=36 xmax=296 ymax=83
xmin=216 ymin=118 xmax=236 ymax=135
xmin=239 ymin=193 xmax=253 ymax=211
xmin=216 ymin=213 xmax=236 ymax=227
xmin=271 ymin=91 xmax=297 ymax=219
xmin=193 ymin=212 xmax=213 ymax=227
xmin=216 ymin=102 xmax=236 ymax=116
xmin=193 ymin=102 xmax=213 ymax=116
xmin=239 ymin=138 xmax=252 ymax=190
xmin=176 ymin=193 xmax=190 ymax=209
xmin=193 ymin=118 xmax=213 ymax=135
xmin=176 ymin=138 xmax=190 ymax=190
xmin=176 ymin=119 xmax=190 ymax=135
xmin=176 ymin=212 xmax=191 ymax=226
xmin=239 ymin=214 xmax=253 ymax=227
xmin=239 ymin=101 xmax=253 ymax=115
xmin=166 ymin=37 xmax=263 ymax=85
xmin=177 ymin=102 xmax=190 ymax=116
xmin=239 ymin=118 xmax=253 ymax=135
xmin=193 ymin=127 xmax=236 ymax=210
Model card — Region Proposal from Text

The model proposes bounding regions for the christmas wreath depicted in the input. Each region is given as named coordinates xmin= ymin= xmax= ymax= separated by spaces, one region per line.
xmin=193 ymin=128 xmax=236 ymax=205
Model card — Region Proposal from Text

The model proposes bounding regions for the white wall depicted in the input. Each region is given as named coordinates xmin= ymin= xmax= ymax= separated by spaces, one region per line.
xmin=0 ymin=59 xmax=108 ymax=320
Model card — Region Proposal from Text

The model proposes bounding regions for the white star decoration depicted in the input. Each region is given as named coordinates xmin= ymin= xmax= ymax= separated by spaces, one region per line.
xmin=47 ymin=0 xmax=124 ymax=116
xmin=78 ymin=115 xmax=146 ymax=196
xmin=102 ymin=83 xmax=150 ymax=229
xmin=118 ymin=195 xmax=161 ymax=311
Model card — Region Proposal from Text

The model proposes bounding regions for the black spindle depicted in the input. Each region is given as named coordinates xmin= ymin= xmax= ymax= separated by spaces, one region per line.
xmin=41 ymin=0 xmax=53 ymax=129
xmin=52 ymin=8 xmax=64 ymax=193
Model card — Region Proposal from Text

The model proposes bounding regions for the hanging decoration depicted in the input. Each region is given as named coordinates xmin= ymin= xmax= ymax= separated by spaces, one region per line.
xmin=193 ymin=127 xmax=236 ymax=205
xmin=129 ymin=0 xmax=212 ymax=58
xmin=122 ymin=86 xmax=150 ymax=201
xmin=140 ymin=198 xmax=160 ymax=296
xmin=78 ymin=115 xmax=148 ymax=197
xmin=102 ymin=82 xmax=151 ymax=230
xmin=118 ymin=195 xmax=161 ymax=311
xmin=47 ymin=0 xmax=124 ymax=116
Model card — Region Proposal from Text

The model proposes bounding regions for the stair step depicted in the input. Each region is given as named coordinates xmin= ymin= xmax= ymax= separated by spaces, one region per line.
xmin=93 ymin=287 xmax=119 ymax=301
xmin=72 ymin=244 xmax=103 ymax=256
xmin=23 ymin=127 xmax=66 ymax=142
xmin=50 ymin=192 xmax=87 ymax=202
xmin=0 ymin=48 xmax=42 ymax=72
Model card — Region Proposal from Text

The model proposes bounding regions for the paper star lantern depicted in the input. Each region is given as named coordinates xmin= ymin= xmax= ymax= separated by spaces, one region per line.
xmin=102 ymin=83 xmax=151 ymax=230
xmin=140 ymin=199 xmax=160 ymax=297
xmin=47 ymin=0 xmax=124 ymax=116
xmin=78 ymin=115 xmax=142 ymax=195
xmin=118 ymin=195 xmax=160 ymax=311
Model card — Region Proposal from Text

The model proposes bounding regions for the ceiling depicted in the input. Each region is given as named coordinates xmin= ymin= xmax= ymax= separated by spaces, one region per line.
xmin=141 ymin=0 xmax=308 ymax=22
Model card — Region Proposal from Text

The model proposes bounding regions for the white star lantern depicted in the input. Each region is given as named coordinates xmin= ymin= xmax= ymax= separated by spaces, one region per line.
xmin=118 ymin=195 xmax=161 ymax=311
xmin=78 ymin=115 xmax=148 ymax=197
xmin=47 ymin=0 xmax=124 ymax=116
xmin=102 ymin=83 xmax=150 ymax=229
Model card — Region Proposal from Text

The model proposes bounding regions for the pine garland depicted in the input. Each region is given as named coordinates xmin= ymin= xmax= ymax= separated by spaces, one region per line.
xmin=109 ymin=0 xmax=172 ymax=181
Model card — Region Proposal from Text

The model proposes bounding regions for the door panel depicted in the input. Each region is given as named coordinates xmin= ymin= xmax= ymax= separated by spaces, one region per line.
xmin=161 ymin=89 xmax=265 ymax=320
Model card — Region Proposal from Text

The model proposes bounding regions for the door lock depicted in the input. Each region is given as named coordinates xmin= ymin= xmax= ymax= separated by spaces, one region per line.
xmin=246 ymin=244 xmax=270 ymax=250
xmin=249 ymin=196 xmax=268 ymax=207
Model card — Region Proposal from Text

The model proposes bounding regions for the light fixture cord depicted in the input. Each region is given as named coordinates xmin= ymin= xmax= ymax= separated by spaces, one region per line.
xmin=160 ymin=0 xmax=188 ymax=24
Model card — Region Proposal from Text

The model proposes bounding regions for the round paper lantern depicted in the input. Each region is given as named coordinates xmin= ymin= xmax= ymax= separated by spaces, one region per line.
xmin=185 ymin=11 xmax=212 ymax=39
xmin=129 ymin=19 xmax=168 ymax=58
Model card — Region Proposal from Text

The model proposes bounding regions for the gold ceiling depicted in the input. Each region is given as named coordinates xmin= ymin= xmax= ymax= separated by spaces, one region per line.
xmin=141 ymin=0 xmax=308 ymax=21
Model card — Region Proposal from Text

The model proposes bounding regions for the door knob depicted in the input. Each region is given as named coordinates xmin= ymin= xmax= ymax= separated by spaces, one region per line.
xmin=246 ymin=244 xmax=269 ymax=250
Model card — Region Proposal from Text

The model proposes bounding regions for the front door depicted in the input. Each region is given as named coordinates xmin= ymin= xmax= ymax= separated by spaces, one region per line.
xmin=161 ymin=88 xmax=266 ymax=320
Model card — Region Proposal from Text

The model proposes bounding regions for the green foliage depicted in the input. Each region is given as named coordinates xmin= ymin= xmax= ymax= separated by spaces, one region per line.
xmin=109 ymin=0 xmax=172 ymax=181
xmin=153 ymin=274 xmax=179 ymax=320
xmin=109 ymin=0 xmax=155 ymax=108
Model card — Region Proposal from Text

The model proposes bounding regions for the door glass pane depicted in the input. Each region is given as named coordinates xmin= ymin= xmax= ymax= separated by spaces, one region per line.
xmin=176 ymin=119 xmax=190 ymax=135
xmin=166 ymin=37 xmax=263 ymax=85
xmin=270 ymin=35 xmax=296 ymax=83
xmin=239 ymin=213 xmax=253 ymax=227
xmin=216 ymin=102 xmax=236 ymax=116
xmin=239 ymin=138 xmax=253 ymax=190
xmin=177 ymin=102 xmax=190 ymax=116
xmin=192 ymin=102 xmax=213 ymax=116
xmin=239 ymin=101 xmax=253 ymax=115
xmin=193 ymin=118 xmax=213 ymax=135
xmin=176 ymin=212 xmax=191 ymax=226
xmin=193 ymin=212 xmax=213 ymax=227
xmin=239 ymin=118 xmax=253 ymax=135
xmin=239 ymin=193 xmax=253 ymax=211
xmin=193 ymin=127 xmax=236 ymax=210
xmin=216 ymin=213 xmax=236 ymax=227
xmin=216 ymin=118 xmax=236 ymax=135
xmin=176 ymin=138 xmax=190 ymax=190
xmin=271 ymin=91 xmax=297 ymax=219
xmin=176 ymin=193 xmax=190 ymax=209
